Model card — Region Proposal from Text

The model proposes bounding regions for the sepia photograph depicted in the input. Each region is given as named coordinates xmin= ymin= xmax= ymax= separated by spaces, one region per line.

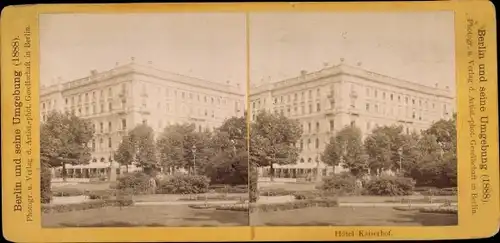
xmin=248 ymin=12 xmax=458 ymax=226
xmin=39 ymin=13 xmax=249 ymax=227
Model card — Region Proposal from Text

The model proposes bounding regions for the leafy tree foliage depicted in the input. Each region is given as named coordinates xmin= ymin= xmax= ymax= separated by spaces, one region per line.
xmin=40 ymin=111 xmax=93 ymax=180
xmin=128 ymin=124 xmax=158 ymax=174
xmin=114 ymin=135 xmax=134 ymax=173
xmin=322 ymin=125 xmax=368 ymax=176
xmin=249 ymin=111 xmax=302 ymax=181
xmin=204 ymin=116 xmax=248 ymax=185
xmin=364 ymin=125 xmax=420 ymax=174
xmin=156 ymin=123 xmax=212 ymax=174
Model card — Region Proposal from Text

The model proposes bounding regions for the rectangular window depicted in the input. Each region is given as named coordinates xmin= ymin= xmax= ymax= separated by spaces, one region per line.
xmin=108 ymin=122 xmax=112 ymax=132
xmin=100 ymin=122 xmax=103 ymax=133
xmin=316 ymin=103 xmax=321 ymax=112
xmin=330 ymin=120 xmax=334 ymax=131
xmin=122 ymin=119 xmax=127 ymax=130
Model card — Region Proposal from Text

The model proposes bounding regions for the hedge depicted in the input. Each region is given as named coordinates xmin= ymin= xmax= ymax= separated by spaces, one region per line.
xmin=157 ymin=174 xmax=210 ymax=194
xmin=318 ymin=174 xmax=358 ymax=196
xmin=41 ymin=165 xmax=52 ymax=203
xmin=116 ymin=172 xmax=152 ymax=195
xmin=52 ymin=187 xmax=85 ymax=197
xmin=419 ymin=207 xmax=458 ymax=214
xmin=215 ymin=203 xmax=249 ymax=211
xmin=364 ymin=176 xmax=415 ymax=196
xmin=178 ymin=194 xmax=248 ymax=201
xmin=42 ymin=198 xmax=133 ymax=213
xmin=209 ymin=184 xmax=248 ymax=193
xmin=249 ymin=198 xmax=339 ymax=213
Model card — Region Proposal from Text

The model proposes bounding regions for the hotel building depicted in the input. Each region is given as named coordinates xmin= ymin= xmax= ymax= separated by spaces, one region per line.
xmin=41 ymin=58 xmax=245 ymax=180
xmin=250 ymin=62 xmax=456 ymax=179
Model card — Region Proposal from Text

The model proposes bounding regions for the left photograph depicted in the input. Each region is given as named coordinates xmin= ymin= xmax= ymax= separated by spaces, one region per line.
xmin=39 ymin=13 xmax=249 ymax=227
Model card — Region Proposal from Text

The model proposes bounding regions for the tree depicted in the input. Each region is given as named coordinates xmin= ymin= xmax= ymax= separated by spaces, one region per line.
xmin=413 ymin=116 xmax=457 ymax=187
xmin=128 ymin=124 xmax=158 ymax=175
xmin=40 ymin=111 xmax=93 ymax=181
xmin=249 ymin=110 xmax=302 ymax=181
xmin=364 ymin=125 xmax=419 ymax=174
xmin=156 ymin=123 xmax=212 ymax=175
xmin=322 ymin=125 xmax=368 ymax=177
xmin=113 ymin=135 xmax=134 ymax=173
xmin=204 ymin=116 xmax=248 ymax=185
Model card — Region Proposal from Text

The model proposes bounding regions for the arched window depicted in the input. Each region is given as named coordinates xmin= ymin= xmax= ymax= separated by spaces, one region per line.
xmin=308 ymin=158 xmax=312 ymax=163
xmin=300 ymin=158 xmax=305 ymax=163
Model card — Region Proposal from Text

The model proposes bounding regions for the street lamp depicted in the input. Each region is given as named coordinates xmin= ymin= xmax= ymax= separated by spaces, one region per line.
xmin=230 ymin=139 xmax=236 ymax=156
xmin=191 ymin=145 xmax=197 ymax=175
xmin=397 ymin=147 xmax=403 ymax=173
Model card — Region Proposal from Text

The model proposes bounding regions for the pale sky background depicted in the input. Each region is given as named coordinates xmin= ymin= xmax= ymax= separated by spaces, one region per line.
xmin=249 ymin=12 xmax=455 ymax=90
xmin=40 ymin=13 xmax=246 ymax=87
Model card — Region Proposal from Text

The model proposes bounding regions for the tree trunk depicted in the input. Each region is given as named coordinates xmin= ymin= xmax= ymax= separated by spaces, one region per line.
xmin=62 ymin=163 xmax=67 ymax=182
xmin=125 ymin=164 xmax=129 ymax=173
xmin=270 ymin=163 xmax=275 ymax=182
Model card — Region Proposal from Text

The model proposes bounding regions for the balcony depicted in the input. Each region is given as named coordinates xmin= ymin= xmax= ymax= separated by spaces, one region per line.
xmin=350 ymin=91 xmax=358 ymax=99
xmin=140 ymin=92 xmax=148 ymax=98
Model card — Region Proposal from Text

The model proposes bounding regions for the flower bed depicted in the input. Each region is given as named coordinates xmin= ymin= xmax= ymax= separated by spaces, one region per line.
xmin=250 ymin=198 xmax=339 ymax=213
xmin=419 ymin=206 xmax=457 ymax=214
xmin=42 ymin=198 xmax=134 ymax=213
xmin=52 ymin=187 xmax=85 ymax=197
xmin=209 ymin=184 xmax=248 ymax=194
xmin=178 ymin=194 xmax=248 ymax=201
xmin=393 ymin=206 xmax=420 ymax=212
xmin=87 ymin=189 xmax=118 ymax=200
xmin=384 ymin=198 xmax=455 ymax=204
xmin=215 ymin=203 xmax=249 ymax=211
xmin=188 ymin=204 xmax=215 ymax=209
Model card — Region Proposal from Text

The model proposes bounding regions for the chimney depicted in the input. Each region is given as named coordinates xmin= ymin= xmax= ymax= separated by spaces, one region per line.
xmin=323 ymin=62 xmax=329 ymax=67
xmin=300 ymin=70 xmax=307 ymax=76
xmin=147 ymin=61 xmax=152 ymax=65
xmin=435 ymin=83 xmax=438 ymax=88
xmin=131 ymin=56 xmax=135 ymax=62
xmin=340 ymin=58 xmax=345 ymax=63
xmin=115 ymin=62 xmax=120 ymax=66
xmin=357 ymin=62 xmax=362 ymax=66
xmin=90 ymin=70 xmax=98 ymax=76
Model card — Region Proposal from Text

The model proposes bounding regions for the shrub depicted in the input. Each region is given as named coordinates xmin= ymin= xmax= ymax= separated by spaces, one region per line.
xmin=259 ymin=188 xmax=291 ymax=197
xmin=393 ymin=206 xmax=419 ymax=211
xmin=419 ymin=206 xmax=457 ymax=214
xmin=209 ymin=184 xmax=248 ymax=194
xmin=364 ymin=176 xmax=415 ymax=196
xmin=157 ymin=174 xmax=210 ymax=194
xmin=116 ymin=172 xmax=152 ymax=195
xmin=88 ymin=190 xmax=116 ymax=200
xmin=293 ymin=191 xmax=320 ymax=200
xmin=41 ymin=165 xmax=52 ymax=203
xmin=52 ymin=187 xmax=85 ymax=197
xmin=215 ymin=203 xmax=249 ymax=211
xmin=249 ymin=198 xmax=339 ymax=213
xmin=318 ymin=174 xmax=357 ymax=196
xmin=41 ymin=199 xmax=134 ymax=214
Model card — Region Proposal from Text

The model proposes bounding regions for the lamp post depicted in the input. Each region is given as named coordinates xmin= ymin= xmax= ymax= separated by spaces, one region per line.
xmin=397 ymin=147 xmax=403 ymax=174
xmin=191 ymin=145 xmax=197 ymax=175
xmin=230 ymin=139 xmax=236 ymax=156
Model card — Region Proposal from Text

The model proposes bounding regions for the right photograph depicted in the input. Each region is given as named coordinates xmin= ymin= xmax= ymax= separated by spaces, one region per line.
xmin=248 ymin=12 xmax=457 ymax=226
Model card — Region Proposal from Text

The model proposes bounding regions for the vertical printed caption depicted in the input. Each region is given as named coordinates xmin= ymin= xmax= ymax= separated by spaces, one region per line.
xmin=465 ymin=16 xmax=492 ymax=216
xmin=10 ymin=24 xmax=34 ymax=222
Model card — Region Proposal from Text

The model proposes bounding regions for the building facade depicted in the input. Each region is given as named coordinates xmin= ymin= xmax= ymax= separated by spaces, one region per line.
xmin=41 ymin=58 xmax=245 ymax=180
xmin=250 ymin=62 xmax=456 ymax=180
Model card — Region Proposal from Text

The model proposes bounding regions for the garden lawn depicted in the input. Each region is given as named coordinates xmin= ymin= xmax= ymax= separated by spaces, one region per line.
xmin=338 ymin=195 xmax=457 ymax=203
xmin=250 ymin=207 xmax=458 ymax=226
xmin=42 ymin=205 xmax=248 ymax=227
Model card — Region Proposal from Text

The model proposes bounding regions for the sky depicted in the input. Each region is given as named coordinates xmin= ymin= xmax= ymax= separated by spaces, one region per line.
xmin=40 ymin=13 xmax=246 ymax=87
xmin=249 ymin=12 xmax=455 ymax=90
xmin=40 ymin=12 xmax=455 ymax=91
